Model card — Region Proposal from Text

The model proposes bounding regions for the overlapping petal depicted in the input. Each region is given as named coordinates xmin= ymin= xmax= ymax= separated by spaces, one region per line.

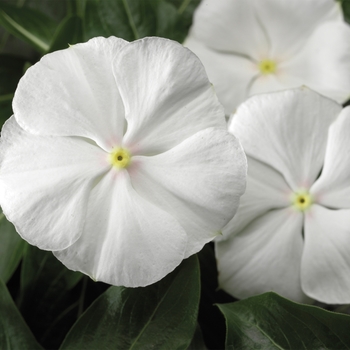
xmin=216 ymin=208 xmax=310 ymax=303
xmin=13 ymin=37 xmax=127 ymax=150
xmin=302 ymin=205 xmax=350 ymax=304
xmin=230 ymin=88 xmax=341 ymax=191
xmin=128 ymin=128 xmax=247 ymax=257
xmin=222 ymin=156 xmax=291 ymax=238
xmin=188 ymin=0 xmax=268 ymax=59
xmin=282 ymin=22 xmax=350 ymax=104
xmin=114 ymin=37 xmax=225 ymax=155
xmin=54 ymin=170 xmax=188 ymax=287
xmin=185 ymin=37 xmax=258 ymax=115
xmin=0 ymin=117 xmax=109 ymax=250
xmin=311 ymin=107 xmax=350 ymax=209
xmin=254 ymin=0 xmax=342 ymax=58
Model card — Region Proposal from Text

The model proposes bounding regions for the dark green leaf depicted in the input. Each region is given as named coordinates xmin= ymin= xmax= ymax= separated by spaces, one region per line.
xmin=164 ymin=0 xmax=201 ymax=43
xmin=83 ymin=0 xmax=109 ymax=41
xmin=0 ymin=3 xmax=56 ymax=53
xmin=19 ymin=245 xmax=83 ymax=349
xmin=187 ymin=324 xmax=207 ymax=350
xmin=0 ymin=277 xmax=43 ymax=349
xmin=340 ymin=0 xmax=350 ymax=24
xmin=0 ymin=209 xmax=27 ymax=283
xmin=49 ymin=15 xmax=83 ymax=53
xmin=60 ymin=255 xmax=200 ymax=350
xmin=0 ymin=54 xmax=26 ymax=126
xmin=217 ymin=292 xmax=350 ymax=350
xmin=98 ymin=0 xmax=160 ymax=41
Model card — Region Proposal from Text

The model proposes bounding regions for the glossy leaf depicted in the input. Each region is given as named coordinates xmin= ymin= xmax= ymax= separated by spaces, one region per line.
xmin=60 ymin=255 xmax=200 ymax=350
xmin=0 ymin=209 xmax=27 ymax=283
xmin=218 ymin=292 xmax=350 ymax=349
xmin=49 ymin=15 xmax=83 ymax=53
xmin=0 ymin=3 xmax=56 ymax=53
xmin=19 ymin=246 xmax=83 ymax=349
xmin=0 ymin=277 xmax=43 ymax=349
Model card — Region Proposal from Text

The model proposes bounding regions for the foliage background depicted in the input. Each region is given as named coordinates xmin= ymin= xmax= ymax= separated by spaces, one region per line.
xmin=1 ymin=0 xmax=350 ymax=349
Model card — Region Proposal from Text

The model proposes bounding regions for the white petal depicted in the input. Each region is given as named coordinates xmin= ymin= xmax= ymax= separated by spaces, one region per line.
xmin=216 ymin=208 xmax=311 ymax=303
xmin=185 ymin=37 xmax=259 ymax=115
xmin=254 ymin=0 xmax=342 ymax=58
xmin=311 ymin=107 xmax=350 ymax=209
xmin=281 ymin=22 xmax=350 ymax=104
xmin=54 ymin=170 xmax=188 ymax=287
xmin=230 ymin=88 xmax=341 ymax=191
xmin=302 ymin=205 xmax=350 ymax=304
xmin=187 ymin=0 xmax=268 ymax=59
xmin=222 ymin=156 xmax=291 ymax=239
xmin=13 ymin=37 xmax=128 ymax=150
xmin=128 ymin=128 xmax=247 ymax=257
xmin=114 ymin=37 xmax=226 ymax=155
xmin=248 ymin=73 xmax=304 ymax=98
xmin=0 ymin=117 xmax=109 ymax=250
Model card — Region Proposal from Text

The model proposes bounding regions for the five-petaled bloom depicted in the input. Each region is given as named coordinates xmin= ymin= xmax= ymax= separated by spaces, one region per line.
xmin=185 ymin=0 xmax=350 ymax=115
xmin=0 ymin=37 xmax=247 ymax=287
xmin=216 ymin=87 xmax=350 ymax=304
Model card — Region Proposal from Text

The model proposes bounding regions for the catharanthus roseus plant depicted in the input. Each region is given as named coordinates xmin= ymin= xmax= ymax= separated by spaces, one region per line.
xmin=0 ymin=36 xmax=247 ymax=287
xmin=185 ymin=0 xmax=350 ymax=114
xmin=216 ymin=87 xmax=350 ymax=304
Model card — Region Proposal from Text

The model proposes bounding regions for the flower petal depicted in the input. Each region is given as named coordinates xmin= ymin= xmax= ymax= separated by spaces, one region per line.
xmin=185 ymin=37 xmax=259 ymax=115
xmin=222 ymin=155 xmax=291 ymax=239
xmin=248 ymin=73 xmax=304 ymax=98
xmin=230 ymin=88 xmax=341 ymax=191
xmin=54 ymin=170 xmax=188 ymax=287
xmin=281 ymin=22 xmax=350 ymax=104
xmin=128 ymin=128 xmax=247 ymax=258
xmin=0 ymin=117 xmax=108 ymax=250
xmin=254 ymin=0 xmax=342 ymax=58
xmin=113 ymin=37 xmax=225 ymax=155
xmin=216 ymin=208 xmax=311 ymax=303
xmin=302 ymin=205 xmax=350 ymax=303
xmin=13 ymin=37 xmax=128 ymax=150
xmin=311 ymin=107 xmax=350 ymax=209
xmin=187 ymin=0 xmax=268 ymax=59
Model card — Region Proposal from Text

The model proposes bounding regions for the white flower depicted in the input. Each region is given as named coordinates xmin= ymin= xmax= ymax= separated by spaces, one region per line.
xmin=185 ymin=0 xmax=350 ymax=115
xmin=216 ymin=87 xmax=350 ymax=304
xmin=0 ymin=36 xmax=247 ymax=287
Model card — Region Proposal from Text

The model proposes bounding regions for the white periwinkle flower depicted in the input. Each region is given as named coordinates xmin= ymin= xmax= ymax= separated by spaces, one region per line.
xmin=185 ymin=0 xmax=350 ymax=115
xmin=216 ymin=87 xmax=350 ymax=304
xmin=0 ymin=37 xmax=247 ymax=287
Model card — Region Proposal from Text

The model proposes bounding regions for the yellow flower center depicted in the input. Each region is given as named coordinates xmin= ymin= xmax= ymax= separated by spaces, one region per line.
xmin=109 ymin=147 xmax=131 ymax=169
xmin=258 ymin=59 xmax=277 ymax=75
xmin=292 ymin=191 xmax=313 ymax=211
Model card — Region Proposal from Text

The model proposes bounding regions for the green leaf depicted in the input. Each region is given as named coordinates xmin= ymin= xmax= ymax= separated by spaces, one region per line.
xmin=187 ymin=324 xmax=207 ymax=350
xmin=217 ymin=292 xmax=350 ymax=349
xmin=0 ymin=3 xmax=56 ymax=53
xmin=60 ymin=255 xmax=200 ymax=350
xmin=0 ymin=54 xmax=27 ymax=126
xmin=19 ymin=246 xmax=83 ymax=349
xmin=98 ymin=0 xmax=160 ymax=41
xmin=164 ymin=0 xmax=201 ymax=43
xmin=0 ymin=277 xmax=43 ymax=349
xmin=0 ymin=209 xmax=27 ymax=283
xmin=83 ymin=0 xmax=109 ymax=41
xmin=49 ymin=15 xmax=83 ymax=53
xmin=341 ymin=0 xmax=350 ymax=24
